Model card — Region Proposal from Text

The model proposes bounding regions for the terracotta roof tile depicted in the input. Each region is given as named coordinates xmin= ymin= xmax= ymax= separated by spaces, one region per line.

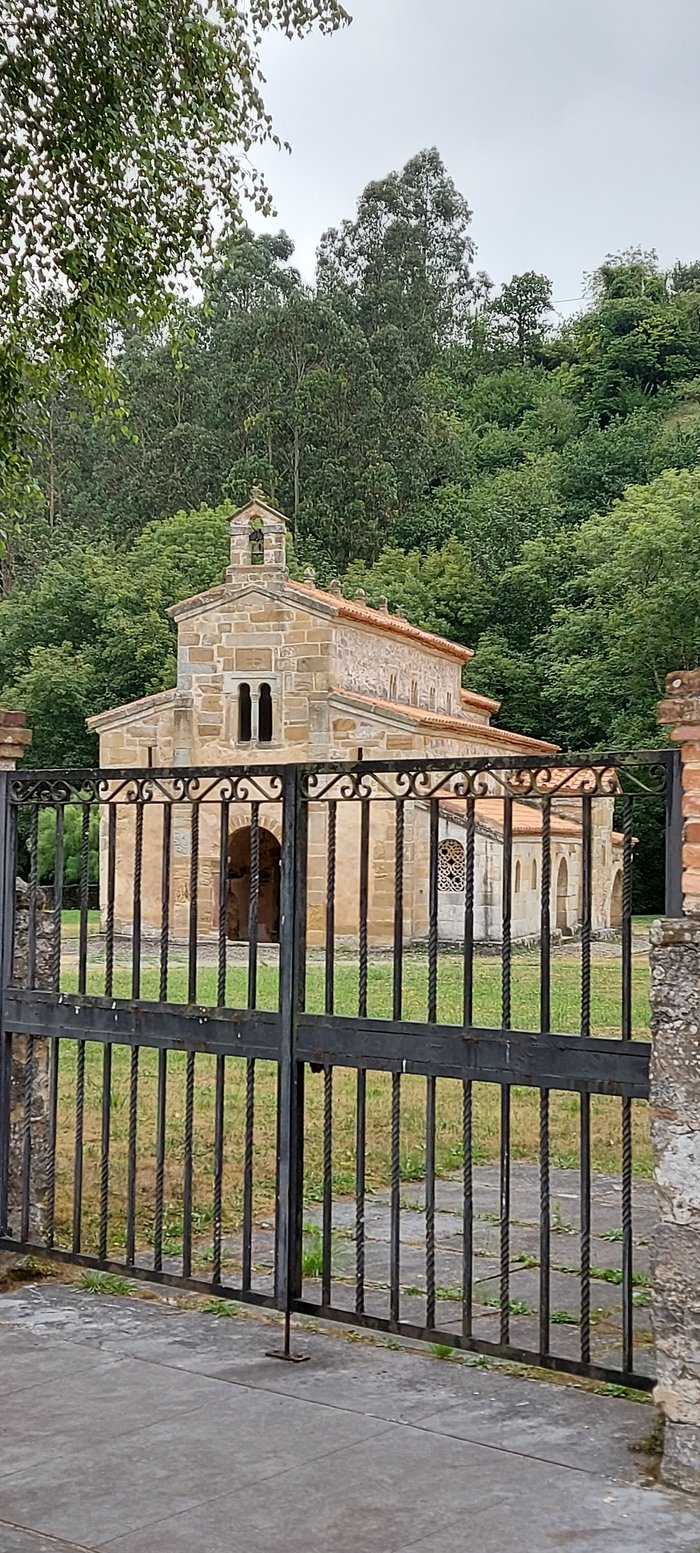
xmin=440 ymin=795 xmax=583 ymax=838
xmin=288 ymin=581 xmax=472 ymax=662
xmin=338 ymin=691 xmax=559 ymax=754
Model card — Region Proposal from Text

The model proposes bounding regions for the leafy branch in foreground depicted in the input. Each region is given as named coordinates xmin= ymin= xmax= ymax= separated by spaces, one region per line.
xmin=0 ymin=0 xmax=350 ymax=476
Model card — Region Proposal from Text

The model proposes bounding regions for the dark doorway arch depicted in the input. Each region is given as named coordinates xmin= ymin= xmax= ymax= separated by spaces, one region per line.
xmin=227 ymin=826 xmax=281 ymax=943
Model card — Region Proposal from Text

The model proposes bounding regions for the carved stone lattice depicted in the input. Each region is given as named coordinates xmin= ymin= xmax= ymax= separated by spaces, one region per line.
xmin=437 ymin=838 xmax=465 ymax=892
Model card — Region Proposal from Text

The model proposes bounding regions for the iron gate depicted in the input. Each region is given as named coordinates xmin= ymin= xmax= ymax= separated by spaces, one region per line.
xmin=0 ymin=750 xmax=682 ymax=1389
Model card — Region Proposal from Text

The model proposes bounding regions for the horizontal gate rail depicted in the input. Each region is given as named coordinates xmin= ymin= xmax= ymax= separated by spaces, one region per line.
xmin=4 ymin=989 xmax=650 ymax=1095
xmin=4 ymin=989 xmax=281 ymax=1061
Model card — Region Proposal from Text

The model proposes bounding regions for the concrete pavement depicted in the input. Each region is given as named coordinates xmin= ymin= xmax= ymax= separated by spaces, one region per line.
xmin=0 ymin=1283 xmax=696 ymax=1552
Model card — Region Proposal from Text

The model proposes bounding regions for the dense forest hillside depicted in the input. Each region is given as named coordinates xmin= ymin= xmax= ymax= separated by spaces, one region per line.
xmin=2 ymin=148 xmax=699 ymax=772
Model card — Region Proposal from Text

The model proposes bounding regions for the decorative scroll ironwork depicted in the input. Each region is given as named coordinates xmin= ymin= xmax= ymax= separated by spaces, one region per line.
xmin=302 ymin=751 xmax=674 ymax=805
xmin=10 ymin=768 xmax=285 ymax=807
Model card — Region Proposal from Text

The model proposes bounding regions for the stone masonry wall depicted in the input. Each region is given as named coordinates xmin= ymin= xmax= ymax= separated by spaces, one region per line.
xmin=650 ymin=917 xmax=700 ymax=1491
xmin=653 ymin=670 xmax=700 ymax=1490
xmin=7 ymin=883 xmax=55 ymax=1241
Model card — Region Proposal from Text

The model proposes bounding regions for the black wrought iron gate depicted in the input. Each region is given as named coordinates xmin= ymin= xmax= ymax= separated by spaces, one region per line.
xmin=0 ymin=751 xmax=682 ymax=1390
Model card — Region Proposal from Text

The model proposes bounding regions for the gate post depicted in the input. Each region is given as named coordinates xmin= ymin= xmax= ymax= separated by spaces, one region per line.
xmin=651 ymin=672 xmax=700 ymax=1489
xmin=0 ymin=712 xmax=41 ymax=1243
xmin=275 ymin=764 xmax=307 ymax=1327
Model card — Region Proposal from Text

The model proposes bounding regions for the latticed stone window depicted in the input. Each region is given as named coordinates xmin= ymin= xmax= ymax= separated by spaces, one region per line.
xmin=438 ymin=837 xmax=466 ymax=892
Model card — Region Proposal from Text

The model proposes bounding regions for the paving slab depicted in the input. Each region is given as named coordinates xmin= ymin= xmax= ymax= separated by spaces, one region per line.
xmin=0 ymin=1525 xmax=87 ymax=1553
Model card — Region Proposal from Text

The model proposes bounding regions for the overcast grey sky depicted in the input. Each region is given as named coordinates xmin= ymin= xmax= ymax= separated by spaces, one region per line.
xmin=252 ymin=0 xmax=700 ymax=312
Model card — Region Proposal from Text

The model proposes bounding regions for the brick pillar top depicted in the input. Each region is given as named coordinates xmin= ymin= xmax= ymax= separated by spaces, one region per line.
xmin=658 ymin=670 xmax=700 ymax=916
xmin=0 ymin=709 xmax=32 ymax=771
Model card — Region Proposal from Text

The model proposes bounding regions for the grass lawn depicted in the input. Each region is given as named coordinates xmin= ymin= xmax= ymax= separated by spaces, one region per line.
xmin=48 ymin=946 xmax=652 ymax=1260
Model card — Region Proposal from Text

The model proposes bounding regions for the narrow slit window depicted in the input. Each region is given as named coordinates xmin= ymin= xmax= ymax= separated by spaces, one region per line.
xmin=515 ymin=860 xmax=522 ymax=893
xmin=411 ymin=679 xmax=418 ymax=707
xmin=429 ymin=686 xmax=436 ymax=710
xmin=389 ymin=673 xmax=397 ymax=702
xmin=259 ymin=682 xmax=273 ymax=743
xmin=238 ymin=682 xmax=252 ymax=742
xmin=249 ymin=521 xmax=265 ymax=566
xmin=531 ymin=858 xmax=538 ymax=890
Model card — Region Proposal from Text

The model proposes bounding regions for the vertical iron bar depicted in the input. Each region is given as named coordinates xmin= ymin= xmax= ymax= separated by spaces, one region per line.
xmin=182 ymin=799 xmax=198 ymax=1276
xmin=182 ymin=1048 xmax=195 ymax=1278
xmin=358 ymin=799 xmax=369 ymax=1019
xmin=275 ymin=767 xmax=307 ymax=1333
xmin=462 ymin=1080 xmax=473 ymax=1340
xmin=581 ymin=795 xmax=592 ymax=1040
xmin=19 ymin=1032 xmax=33 ymax=1244
xmin=322 ymin=1063 xmax=333 ymax=1306
xmin=500 ymin=792 xmax=513 ymax=1346
xmin=392 ymin=801 xmax=404 ymax=1027
xmin=104 ymin=803 xmax=116 ymax=998
xmin=160 ymin=802 xmax=172 ymax=1004
xmin=321 ymin=802 xmax=337 ymax=1307
xmin=27 ymin=803 xmax=38 ymax=990
xmin=540 ymin=798 xmax=551 ymax=1033
xmin=390 ymin=801 xmax=404 ymax=1326
xmin=98 ymin=1043 xmax=112 ymax=1263
xmin=0 ymin=783 xmax=16 ymax=1239
xmin=216 ymin=802 xmax=234 ymax=1286
xmin=77 ymin=802 xmax=90 ymax=996
xmin=187 ymin=802 xmax=199 ymax=1004
xmin=242 ymin=1057 xmax=255 ymax=1291
xmin=132 ymin=800 xmax=144 ymax=1000
xmin=621 ymin=795 xmax=633 ymax=1042
xmin=502 ymin=793 xmax=513 ymax=1029
xmin=102 ymin=803 xmax=115 ymax=1251
xmin=216 ymin=799 xmax=228 ymax=1009
xmin=123 ymin=797 xmax=143 ymax=1268
xmin=51 ymin=805 xmax=64 ymax=990
xmin=665 ymin=748 xmax=683 ymax=916
xmin=72 ymin=801 xmax=91 ymax=1253
xmin=325 ymin=801 xmax=337 ymax=1015
xmin=212 ymin=1054 xmax=225 ymax=1286
xmin=45 ymin=804 xmax=64 ymax=1249
xmin=463 ymin=797 xmax=475 ymax=1026
xmin=428 ymin=801 xmax=439 ymax=1024
xmin=355 ymin=795 xmax=370 ymax=1317
xmin=21 ymin=805 xmax=39 ymax=1241
xmin=390 ymin=1069 xmax=400 ymax=1324
xmin=248 ymin=802 xmax=259 ymax=1008
xmin=355 ymin=1065 xmax=366 ymax=1316
xmin=425 ymin=1074 xmax=436 ymax=1329
xmin=580 ymin=1092 xmax=591 ymax=1366
xmin=621 ymin=794 xmax=634 ymax=1374
xmin=153 ymin=1049 xmax=167 ymax=1273
xmin=500 ymin=1084 xmax=511 ymax=1347
xmin=125 ymin=1044 xmax=139 ymax=1268
xmin=539 ymin=796 xmax=551 ymax=1358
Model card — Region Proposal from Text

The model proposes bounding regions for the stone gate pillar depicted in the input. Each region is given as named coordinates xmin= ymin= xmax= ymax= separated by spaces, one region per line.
xmin=652 ymin=671 xmax=700 ymax=1489
xmin=0 ymin=712 xmax=55 ymax=1243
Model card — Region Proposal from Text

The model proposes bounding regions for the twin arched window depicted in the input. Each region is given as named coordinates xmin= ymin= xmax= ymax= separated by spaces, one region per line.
xmin=238 ymin=682 xmax=273 ymax=744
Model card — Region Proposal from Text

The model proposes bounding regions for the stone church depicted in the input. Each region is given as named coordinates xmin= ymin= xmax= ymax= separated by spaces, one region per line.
xmin=88 ymin=497 xmax=625 ymax=949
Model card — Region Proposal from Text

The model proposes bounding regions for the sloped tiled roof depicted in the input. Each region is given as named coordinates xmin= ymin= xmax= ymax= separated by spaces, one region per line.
xmin=336 ymin=691 xmax=559 ymax=754
xmin=288 ymin=581 xmax=472 ymax=662
xmin=440 ymin=795 xmax=582 ymax=838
